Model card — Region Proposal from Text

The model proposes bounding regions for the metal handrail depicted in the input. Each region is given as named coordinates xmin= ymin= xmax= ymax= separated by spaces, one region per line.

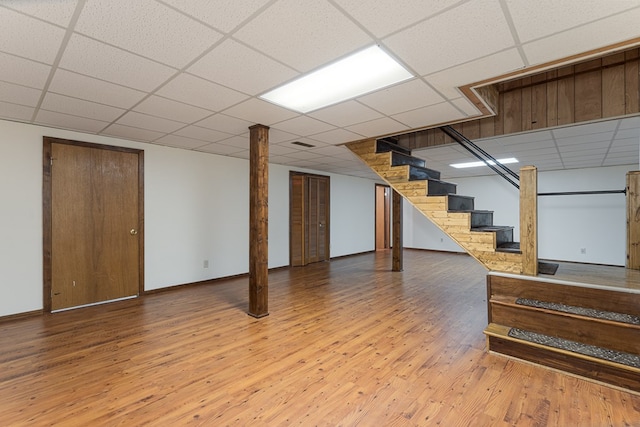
xmin=440 ymin=125 xmax=520 ymax=189
xmin=538 ymin=189 xmax=626 ymax=196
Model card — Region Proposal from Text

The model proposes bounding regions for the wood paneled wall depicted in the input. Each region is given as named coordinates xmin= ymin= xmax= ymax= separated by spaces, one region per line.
xmin=402 ymin=48 xmax=640 ymax=150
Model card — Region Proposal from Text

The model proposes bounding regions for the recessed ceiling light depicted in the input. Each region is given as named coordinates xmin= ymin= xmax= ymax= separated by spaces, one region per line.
xmin=450 ymin=158 xmax=518 ymax=169
xmin=260 ymin=45 xmax=413 ymax=113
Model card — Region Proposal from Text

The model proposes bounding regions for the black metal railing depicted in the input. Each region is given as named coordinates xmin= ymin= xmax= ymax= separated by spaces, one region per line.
xmin=440 ymin=125 xmax=627 ymax=197
xmin=440 ymin=125 xmax=520 ymax=189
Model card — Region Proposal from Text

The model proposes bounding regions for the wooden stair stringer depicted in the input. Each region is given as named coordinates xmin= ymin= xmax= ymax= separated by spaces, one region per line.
xmin=345 ymin=139 xmax=523 ymax=274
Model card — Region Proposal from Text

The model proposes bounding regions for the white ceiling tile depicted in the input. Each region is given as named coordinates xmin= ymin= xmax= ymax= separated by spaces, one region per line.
xmin=116 ymin=111 xmax=185 ymax=133
xmin=75 ymin=0 xmax=222 ymax=68
xmin=392 ymin=102 xmax=464 ymax=129
xmin=41 ymin=93 xmax=125 ymax=122
xmin=48 ymin=69 xmax=146 ymax=109
xmin=101 ymin=123 xmax=165 ymax=142
xmin=233 ymin=150 xmax=250 ymax=160
xmin=554 ymin=132 xmax=614 ymax=146
xmin=196 ymin=142 xmax=246 ymax=155
xmin=0 ymin=7 xmax=65 ymax=64
xmin=154 ymin=134 xmax=209 ymax=149
xmin=0 ymin=101 xmax=34 ymax=121
xmin=156 ymin=73 xmax=248 ymax=111
xmin=35 ymin=110 xmax=109 ymax=133
xmin=609 ymin=138 xmax=640 ymax=150
xmin=59 ymin=34 xmax=176 ymax=92
xmin=334 ymin=0 xmax=462 ymax=38
xmin=134 ymin=95 xmax=212 ymax=123
xmin=0 ymin=52 xmax=51 ymax=89
xmin=357 ymin=79 xmax=444 ymax=115
xmin=552 ymin=120 xmax=619 ymax=138
xmin=451 ymin=97 xmax=480 ymax=117
xmin=1 ymin=0 xmax=78 ymax=26
xmin=309 ymin=128 xmax=364 ymax=145
xmin=506 ymin=0 xmax=638 ymax=43
xmin=522 ymin=7 xmax=640 ymax=66
xmin=188 ymin=39 xmax=298 ymax=96
xmin=270 ymin=143 xmax=300 ymax=156
xmin=223 ymin=98 xmax=299 ymax=125
xmin=283 ymin=150 xmax=325 ymax=160
xmin=384 ymin=0 xmax=515 ymax=75
xmin=426 ymin=49 xmax=525 ymax=99
xmin=619 ymin=116 xmax=640 ymax=130
xmin=267 ymin=129 xmax=300 ymax=143
xmin=174 ymin=126 xmax=233 ymax=143
xmin=345 ymin=117 xmax=409 ymax=137
xmin=309 ymin=101 xmax=383 ymax=127
xmin=307 ymin=145 xmax=350 ymax=157
xmin=614 ymin=128 xmax=640 ymax=140
xmin=217 ymin=135 xmax=249 ymax=150
xmin=272 ymin=116 xmax=335 ymax=136
xmin=603 ymin=157 xmax=638 ymax=167
xmin=160 ymin=0 xmax=271 ymax=33
xmin=195 ymin=113 xmax=254 ymax=135
xmin=0 ymin=81 xmax=41 ymax=106
xmin=233 ymin=0 xmax=371 ymax=72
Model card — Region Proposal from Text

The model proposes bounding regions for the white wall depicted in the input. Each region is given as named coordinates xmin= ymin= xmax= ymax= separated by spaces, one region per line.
xmin=0 ymin=120 xmax=376 ymax=316
xmin=405 ymin=165 xmax=634 ymax=266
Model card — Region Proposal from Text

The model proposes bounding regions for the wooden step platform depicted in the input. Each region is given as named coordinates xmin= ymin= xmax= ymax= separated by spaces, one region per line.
xmin=485 ymin=266 xmax=640 ymax=392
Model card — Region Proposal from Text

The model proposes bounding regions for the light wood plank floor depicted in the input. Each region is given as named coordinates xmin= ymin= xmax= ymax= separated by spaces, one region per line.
xmin=1 ymin=250 xmax=639 ymax=426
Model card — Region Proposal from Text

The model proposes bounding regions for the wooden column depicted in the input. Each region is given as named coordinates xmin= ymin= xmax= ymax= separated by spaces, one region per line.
xmin=249 ymin=124 xmax=269 ymax=318
xmin=392 ymin=189 xmax=403 ymax=271
xmin=520 ymin=166 xmax=538 ymax=276
xmin=626 ymin=171 xmax=640 ymax=269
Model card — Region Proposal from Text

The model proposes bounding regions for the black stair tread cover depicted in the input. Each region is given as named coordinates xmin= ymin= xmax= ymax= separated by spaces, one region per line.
xmin=472 ymin=225 xmax=514 ymax=231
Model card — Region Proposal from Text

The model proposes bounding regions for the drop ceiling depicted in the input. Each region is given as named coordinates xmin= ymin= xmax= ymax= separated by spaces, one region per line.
xmin=0 ymin=0 xmax=639 ymax=181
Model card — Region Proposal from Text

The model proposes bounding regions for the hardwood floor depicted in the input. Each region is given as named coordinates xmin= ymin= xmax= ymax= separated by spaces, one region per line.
xmin=1 ymin=250 xmax=639 ymax=426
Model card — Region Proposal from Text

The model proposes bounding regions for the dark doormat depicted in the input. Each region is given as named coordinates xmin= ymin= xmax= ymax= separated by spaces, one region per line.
xmin=538 ymin=261 xmax=559 ymax=275
xmin=508 ymin=327 xmax=640 ymax=368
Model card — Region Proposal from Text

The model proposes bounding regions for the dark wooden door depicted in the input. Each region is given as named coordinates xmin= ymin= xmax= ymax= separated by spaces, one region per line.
xmin=290 ymin=173 xmax=329 ymax=266
xmin=45 ymin=138 xmax=143 ymax=311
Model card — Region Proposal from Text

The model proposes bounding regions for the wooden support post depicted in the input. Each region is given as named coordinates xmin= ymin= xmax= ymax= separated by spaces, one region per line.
xmin=626 ymin=171 xmax=640 ymax=269
xmin=249 ymin=124 xmax=269 ymax=318
xmin=520 ymin=166 xmax=538 ymax=276
xmin=392 ymin=189 xmax=403 ymax=272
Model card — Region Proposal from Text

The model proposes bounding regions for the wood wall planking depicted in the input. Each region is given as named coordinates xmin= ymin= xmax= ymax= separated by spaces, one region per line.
xmin=399 ymin=48 xmax=640 ymax=149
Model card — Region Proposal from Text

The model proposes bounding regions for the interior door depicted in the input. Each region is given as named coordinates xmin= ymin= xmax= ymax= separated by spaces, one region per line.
xmin=375 ymin=185 xmax=390 ymax=250
xmin=45 ymin=138 xmax=143 ymax=311
xmin=307 ymin=176 xmax=329 ymax=263
xmin=290 ymin=173 xmax=330 ymax=266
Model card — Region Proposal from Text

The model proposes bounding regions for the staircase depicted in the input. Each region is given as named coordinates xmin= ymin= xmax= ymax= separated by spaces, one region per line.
xmin=485 ymin=274 xmax=640 ymax=392
xmin=346 ymin=138 xmax=524 ymax=274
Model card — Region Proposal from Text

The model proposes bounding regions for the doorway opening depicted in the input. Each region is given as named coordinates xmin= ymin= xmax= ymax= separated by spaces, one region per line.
xmin=375 ymin=184 xmax=391 ymax=250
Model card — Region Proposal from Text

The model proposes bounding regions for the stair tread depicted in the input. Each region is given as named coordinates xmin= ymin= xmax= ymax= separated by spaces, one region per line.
xmin=485 ymin=323 xmax=640 ymax=371
xmin=471 ymin=225 xmax=514 ymax=232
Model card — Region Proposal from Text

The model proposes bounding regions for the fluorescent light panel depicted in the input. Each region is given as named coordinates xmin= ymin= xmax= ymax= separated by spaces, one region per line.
xmin=450 ymin=157 xmax=518 ymax=169
xmin=260 ymin=45 xmax=413 ymax=113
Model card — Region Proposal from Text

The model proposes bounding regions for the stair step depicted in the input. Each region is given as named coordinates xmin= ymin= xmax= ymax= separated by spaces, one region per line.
xmin=407 ymin=164 xmax=442 ymax=181
xmin=496 ymin=241 xmax=521 ymax=253
xmin=446 ymin=194 xmax=475 ymax=211
xmin=425 ymin=179 xmax=456 ymax=196
xmin=472 ymin=225 xmax=513 ymax=245
xmin=484 ymin=323 xmax=640 ymax=392
xmin=376 ymin=138 xmax=411 ymax=156
xmin=470 ymin=210 xmax=494 ymax=227
xmin=390 ymin=151 xmax=426 ymax=168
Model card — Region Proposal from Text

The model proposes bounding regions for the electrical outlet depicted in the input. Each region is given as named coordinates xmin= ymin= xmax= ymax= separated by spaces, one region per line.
xmin=580 ymin=248 xmax=586 ymax=254
xmin=204 ymin=260 xmax=209 ymax=268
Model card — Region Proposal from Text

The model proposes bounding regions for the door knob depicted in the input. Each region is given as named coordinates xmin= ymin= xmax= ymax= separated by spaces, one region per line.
xmin=130 ymin=228 xmax=138 ymax=235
